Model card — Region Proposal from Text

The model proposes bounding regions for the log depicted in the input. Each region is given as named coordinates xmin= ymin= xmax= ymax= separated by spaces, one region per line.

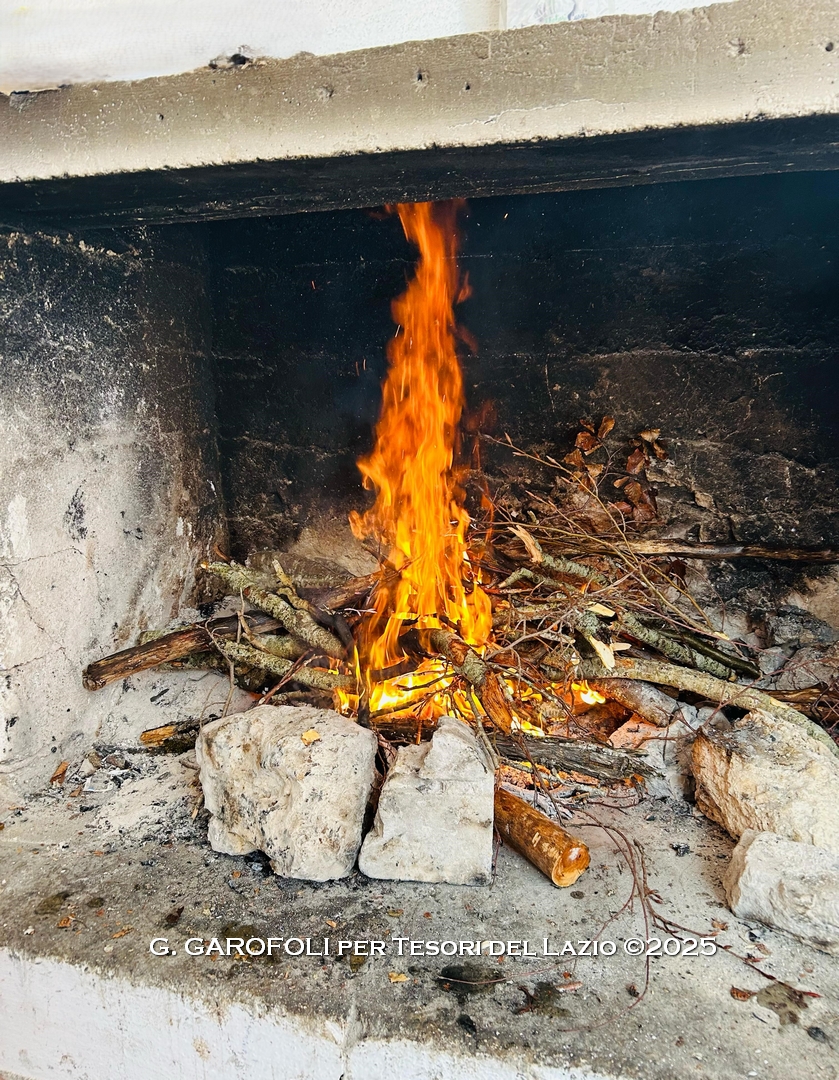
xmin=494 ymin=732 xmax=652 ymax=783
xmin=82 ymin=612 xmax=282 ymax=690
xmin=540 ymin=539 xmax=839 ymax=563
xmin=588 ymin=678 xmax=683 ymax=728
xmin=565 ymin=656 xmax=839 ymax=757
xmin=370 ymin=716 xmax=652 ymax=783
xmin=494 ymin=787 xmax=590 ymax=887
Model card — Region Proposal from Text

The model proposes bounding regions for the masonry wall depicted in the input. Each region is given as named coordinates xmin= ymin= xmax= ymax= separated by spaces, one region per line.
xmin=0 ymin=225 xmax=225 ymax=793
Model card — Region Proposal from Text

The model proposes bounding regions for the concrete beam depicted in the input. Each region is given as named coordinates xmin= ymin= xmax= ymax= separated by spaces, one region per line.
xmin=1 ymin=0 xmax=838 ymax=226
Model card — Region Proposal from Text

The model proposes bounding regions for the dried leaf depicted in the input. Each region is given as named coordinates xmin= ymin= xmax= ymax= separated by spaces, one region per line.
xmin=50 ymin=761 xmax=70 ymax=786
xmin=326 ymin=919 xmax=338 ymax=929
xmin=563 ymin=449 xmax=585 ymax=468
xmin=612 ymin=476 xmax=629 ymax=489
xmin=730 ymin=986 xmax=754 ymax=1001
xmin=579 ymin=419 xmax=596 ymax=434
xmin=388 ymin=972 xmax=409 ymax=983
xmin=584 ymin=463 xmax=604 ymax=479
xmin=587 ymin=636 xmax=616 ymax=670
xmin=112 ymin=926 xmax=133 ymax=939
xmin=598 ymin=416 xmax=616 ymax=440
xmin=57 ymin=915 xmax=74 ymax=929
xmin=652 ymin=440 xmax=668 ymax=461
xmin=624 ymin=480 xmax=658 ymax=523
xmin=349 ymin=952 xmax=367 ymax=974
xmin=639 ymin=428 xmax=661 ymax=443
xmin=712 ymin=919 xmax=729 ymax=931
xmin=301 ymin=729 xmax=321 ymax=746
xmin=575 ymin=431 xmax=601 ymax=455
xmin=626 ymin=448 xmax=648 ymax=475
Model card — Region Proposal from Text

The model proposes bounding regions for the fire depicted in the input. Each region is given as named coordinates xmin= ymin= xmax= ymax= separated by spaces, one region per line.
xmin=341 ymin=202 xmax=606 ymax=727
xmin=575 ymin=681 xmax=607 ymax=706
xmin=347 ymin=201 xmax=491 ymax=711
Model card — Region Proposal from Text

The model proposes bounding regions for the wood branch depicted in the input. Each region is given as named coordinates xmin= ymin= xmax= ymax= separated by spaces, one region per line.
xmin=494 ymin=787 xmax=590 ymax=887
xmin=303 ymin=570 xmax=386 ymax=612
xmin=617 ymin=612 xmax=733 ymax=680
xmin=83 ymin=612 xmax=282 ymax=690
xmin=204 ymin=561 xmax=346 ymax=657
xmin=140 ymin=719 xmax=201 ymax=753
xmin=370 ymin=716 xmax=651 ymax=783
xmin=216 ymin=639 xmax=353 ymax=692
xmin=495 ymin=732 xmax=652 ymax=783
xmin=589 ymin=678 xmax=685 ymax=728
xmin=539 ymin=538 xmax=839 ymax=563
xmin=427 ymin=628 xmax=515 ymax=735
xmin=563 ymin=656 xmax=839 ymax=756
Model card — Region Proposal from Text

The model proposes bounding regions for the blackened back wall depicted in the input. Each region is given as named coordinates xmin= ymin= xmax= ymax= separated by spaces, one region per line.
xmin=208 ymin=172 xmax=839 ymax=558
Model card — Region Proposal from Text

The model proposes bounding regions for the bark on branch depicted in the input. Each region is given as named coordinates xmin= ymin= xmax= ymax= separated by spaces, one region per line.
xmin=560 ymin=655 xmax=838 ymax=756
xmin=494 ymin=787 xmax=590 ymax=887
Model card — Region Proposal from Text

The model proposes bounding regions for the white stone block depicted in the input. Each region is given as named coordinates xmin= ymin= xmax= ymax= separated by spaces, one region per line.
xmin=724 ymin=830 xmax=839 ymax=955
xmin=359 ymin=715 xmax=494 ymax=885
xmin=197 ymin=705 xmax=378 ymax=881
xmin=692 ymin=709 xmax=839 ymax=854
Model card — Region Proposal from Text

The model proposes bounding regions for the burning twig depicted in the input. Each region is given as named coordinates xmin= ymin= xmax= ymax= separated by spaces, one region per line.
xmin=427 ymin=628 xmax=515 ymax=735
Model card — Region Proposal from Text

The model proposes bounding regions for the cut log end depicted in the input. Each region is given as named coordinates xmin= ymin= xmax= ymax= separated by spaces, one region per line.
xmin=494 ymin=787 xmax=590 ymax=888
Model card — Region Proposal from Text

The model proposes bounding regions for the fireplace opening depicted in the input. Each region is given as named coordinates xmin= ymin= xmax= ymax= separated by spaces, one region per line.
xmin=4 ymin=166 xmax=839 ymax=1073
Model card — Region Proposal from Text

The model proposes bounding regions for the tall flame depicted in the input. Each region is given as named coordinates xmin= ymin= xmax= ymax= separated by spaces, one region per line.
xmin=349 ymin=201 xmax=491 ymax=689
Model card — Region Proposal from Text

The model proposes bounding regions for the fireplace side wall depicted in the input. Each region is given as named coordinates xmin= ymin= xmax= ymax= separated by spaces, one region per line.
xmin=0 ymin=226 xmax=225 ymax=794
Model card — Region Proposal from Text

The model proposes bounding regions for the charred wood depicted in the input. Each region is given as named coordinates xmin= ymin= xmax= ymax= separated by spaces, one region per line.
xmin=82 ymin=612 xmax=281 ymax=690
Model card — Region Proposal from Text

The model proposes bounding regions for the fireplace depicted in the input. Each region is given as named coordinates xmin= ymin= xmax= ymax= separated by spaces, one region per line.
xmin=3 ymin=3 xmax=839 ymax=1077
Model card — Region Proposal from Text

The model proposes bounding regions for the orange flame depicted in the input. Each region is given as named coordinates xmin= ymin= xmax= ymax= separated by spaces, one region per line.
xmin=348 ymin=201 xmax=491 ymax=696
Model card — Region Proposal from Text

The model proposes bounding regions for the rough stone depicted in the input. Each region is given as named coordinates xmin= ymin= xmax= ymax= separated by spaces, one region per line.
xmin=692 ymin=709 xmax=839 ymax=854
xmin=197 ymin=705 xmax=377 ymax=881
xmin=609 ymin=715 xmax=696 ymax=801
xmin=358 ymin=715 xmax=494 ymax=885
xmin=724 ymin=830 xmax=839 ymax=955
xmin=760 ymin=605 xmax=839 ymax=651
xmin=775 ymin=646 xmax=839 ymax=692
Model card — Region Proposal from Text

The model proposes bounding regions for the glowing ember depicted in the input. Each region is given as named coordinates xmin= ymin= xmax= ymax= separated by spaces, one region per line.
xmin=575 ymin=681 xmax=607 ymax=706
xmin=345 ymin=201 xmax=491 ymax=714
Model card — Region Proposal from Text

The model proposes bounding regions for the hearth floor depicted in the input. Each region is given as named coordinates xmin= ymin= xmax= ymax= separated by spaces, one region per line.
xmin=1 ymin=749 xmax=838 ymax=1080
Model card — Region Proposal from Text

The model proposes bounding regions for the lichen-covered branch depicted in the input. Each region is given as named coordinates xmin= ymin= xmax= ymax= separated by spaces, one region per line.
xmin=204 ymin=561 xmax=346 ymax=658
xmin=558 ymin=655 xmax=838 ymax=756
xmin=216 ymin=639 xmax=353 ymax=692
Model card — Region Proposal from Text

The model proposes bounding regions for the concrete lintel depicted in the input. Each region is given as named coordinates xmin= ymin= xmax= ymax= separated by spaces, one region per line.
xmin=1 ymin=0 xmax=839 ymax=226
